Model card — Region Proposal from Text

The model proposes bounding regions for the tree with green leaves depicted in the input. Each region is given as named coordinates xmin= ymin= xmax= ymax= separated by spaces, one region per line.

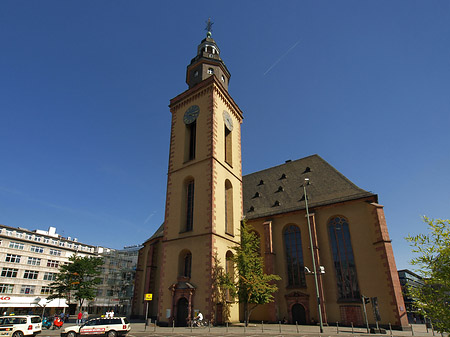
xmin=48 ymin=255 xmax=103 ymax=310
xmin=211 ymin=253 xmax=236 ymax=324
xmin=406 ymin=216 xmax=450 ymax=333
xmin=230 ymin=221 xmax=281 ymax=325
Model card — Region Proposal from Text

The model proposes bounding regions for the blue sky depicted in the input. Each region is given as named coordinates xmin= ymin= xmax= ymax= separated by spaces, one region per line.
xmin=0 ymin=1 xmax=449 ymax=270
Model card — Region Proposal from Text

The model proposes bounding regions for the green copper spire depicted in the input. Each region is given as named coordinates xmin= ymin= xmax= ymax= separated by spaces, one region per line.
xmin=205 ymin=18 xmax=213 ymax=38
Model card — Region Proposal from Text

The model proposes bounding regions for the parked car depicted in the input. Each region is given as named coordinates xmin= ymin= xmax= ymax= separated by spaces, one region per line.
xmin=60 ymin=317 xmax=130 ymax=337
xmin=0 ymin=315 xmax=42 ymax=337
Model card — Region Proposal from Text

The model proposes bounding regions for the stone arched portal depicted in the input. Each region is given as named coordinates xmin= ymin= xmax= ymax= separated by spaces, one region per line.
xmin=285 ymin=291 xmax=310 ymax=324
xmin=169 ymin=279 xmax=196 ymax=327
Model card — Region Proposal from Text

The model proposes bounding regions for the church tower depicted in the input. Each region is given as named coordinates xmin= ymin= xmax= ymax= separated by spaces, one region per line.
xmin=158 ymin=22 xmax=243 ymax=326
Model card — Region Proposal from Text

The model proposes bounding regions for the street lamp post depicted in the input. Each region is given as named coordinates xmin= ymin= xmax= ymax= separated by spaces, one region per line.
xmin=303 ymin=178 xmax=324 ymax=333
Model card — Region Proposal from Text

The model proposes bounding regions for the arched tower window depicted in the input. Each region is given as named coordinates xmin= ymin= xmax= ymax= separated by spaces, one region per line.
xmin=328 ymin=216 xmax=360 ymax=300
xmin=178 ymin=250 xmax=192 ymax=278
xmin=225 ymin=180 xmax=234 ymax=235
xmin=283 ymin=225 xmax=306 ymax=287
xmin=185 ymin=121 xmax=196 ymax=161
xmin=225 ymin=126 xmax=232 ymax=165
xmin=182 ymin=179 xmax=195 ymax=232
xmin=225 ymin=251 xmax=234 ymax=300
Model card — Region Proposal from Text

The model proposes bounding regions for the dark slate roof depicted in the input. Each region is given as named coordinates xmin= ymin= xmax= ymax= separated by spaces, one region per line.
xmin=243 ymin=154 xmax=376 ymax=220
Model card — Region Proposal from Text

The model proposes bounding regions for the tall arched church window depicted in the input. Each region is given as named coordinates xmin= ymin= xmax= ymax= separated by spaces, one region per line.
xmin=328 ymin=216 xmax=360 ymax=300
xmin=183 ymin=179 xmax=194 ymax=232
xmin=223 ymin=111 xmax=233 ymax=166
xmin=183 ymin=105 xmax=199 ymax=162
xmin=225 ymin=251 xmax=234 ymax=300
xmin=178 ymin=250 xmax=192 ymax=278
xmin=185 ymin=121 xmax=196 ymax=161
xmin=225 ymin=180 xmax=234 ymax=235
xmin=283 ymin=225 xmax=306 ymax=287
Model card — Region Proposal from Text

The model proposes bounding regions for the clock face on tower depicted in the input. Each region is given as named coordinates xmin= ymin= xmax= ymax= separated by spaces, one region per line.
xmin=183 ymin=105 xmax=200 ymax=125
xmin=223 ymin=110 xmax=233 ymax=131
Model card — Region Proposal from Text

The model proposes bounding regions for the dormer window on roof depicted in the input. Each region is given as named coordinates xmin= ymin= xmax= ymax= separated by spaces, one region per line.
xmin=258 ymin=180 xmax=264 ymax=186
xmin=303 ymin=167 xmax=311 ymax=173
xmin=273 ymin=200 xmax=280 ymax=207
xmin=280 ymin=173 xmax=287 ymax=180
xmin=248 ymin=206 xmax=255 ymax=212
xmin=277 ymin=186 xmax=284 ymax=192
xmin=253 ymin=192 xmax=261 ymax=198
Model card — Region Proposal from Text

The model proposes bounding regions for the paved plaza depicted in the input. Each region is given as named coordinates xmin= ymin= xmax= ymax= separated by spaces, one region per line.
xmin=39 ymin=323 xmax=445 ymax=337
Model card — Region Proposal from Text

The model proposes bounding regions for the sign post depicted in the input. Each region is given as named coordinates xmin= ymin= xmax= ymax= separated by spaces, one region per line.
xmin=144 ymin=294 xmax=152 ymax=331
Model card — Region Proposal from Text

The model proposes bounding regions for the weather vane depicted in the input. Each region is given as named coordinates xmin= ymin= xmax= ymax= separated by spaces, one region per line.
xmin=205 ymin=18 xmax=213 ymax=37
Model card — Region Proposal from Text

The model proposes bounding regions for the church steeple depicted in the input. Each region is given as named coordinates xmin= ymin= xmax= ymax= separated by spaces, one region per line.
xmin=186 ymin=19 xmax=231 ymax=90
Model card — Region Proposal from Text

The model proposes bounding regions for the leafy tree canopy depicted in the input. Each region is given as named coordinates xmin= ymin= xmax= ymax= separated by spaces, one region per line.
xmin=230 ymin=221 xmax=280 ymax=324
xmin=406 ymin=217 xmax=450 ymax=333
xmin=48 ymin=255 xmax=103 ymax=309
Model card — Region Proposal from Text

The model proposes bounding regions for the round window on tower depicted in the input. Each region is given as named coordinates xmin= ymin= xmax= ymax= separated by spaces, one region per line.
xmin=207 ymin=68 xmax=214 ymax=74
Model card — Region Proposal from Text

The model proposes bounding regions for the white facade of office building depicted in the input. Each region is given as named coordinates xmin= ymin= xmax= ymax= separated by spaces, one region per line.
xmin=0 ymin=225 xmax=104 ymax=315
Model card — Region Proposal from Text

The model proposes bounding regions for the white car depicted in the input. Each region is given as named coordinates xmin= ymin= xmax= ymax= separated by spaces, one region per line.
xmin=0 ymin=315 xmax=42 ymax=337
xmin=60 ymin=317 xmax=130 ymax=337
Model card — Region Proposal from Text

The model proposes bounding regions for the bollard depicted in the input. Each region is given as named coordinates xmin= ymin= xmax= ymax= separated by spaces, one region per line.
xmin=154 ymin=320 xmax=157 ymax=332
xmin=351 ymin=322 xmax=354 ymax=335
xmin=209 ymin=321 xmax=211 ymax=333
xmin=426 ymin=319 xmax=429 ymax=333
xmin=411 ymin=324 xmax=414 ymax=336
xmin=226 ymin=322 xmax=229 ymax=333
xmin=296 ymin=321 xmax=299 ymax=333
xmin=389 ymin=323 xmax=392 ymax=336
xmin=244 ymin=321 xmax=246 ymax=333
xmin=337 ymin=321 xmax=339 ymax=334
xmin=279 ymin=321 xmax=281 ymax=333
xmin=431 ymin=321 xmax=435 ymax=336
xmin=262 ymin=321 xmax=264 ymax=333
xmin=190 ymin=320 xmax=193 ymax=332
xmin=172 ymin=319 xmax=174 ymax=333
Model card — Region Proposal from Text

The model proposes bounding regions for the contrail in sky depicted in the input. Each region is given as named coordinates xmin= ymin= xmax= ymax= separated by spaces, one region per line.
xmin=263 ymin=39 xmax=301 ymax=76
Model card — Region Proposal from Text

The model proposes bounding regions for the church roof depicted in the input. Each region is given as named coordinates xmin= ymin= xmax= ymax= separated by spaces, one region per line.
xmin=243 ymin=154 xmax=376 ymax=220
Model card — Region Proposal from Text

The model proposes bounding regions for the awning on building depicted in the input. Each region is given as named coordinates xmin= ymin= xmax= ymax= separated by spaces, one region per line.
xmin=0 ymin=297 xmax=68 ymax=308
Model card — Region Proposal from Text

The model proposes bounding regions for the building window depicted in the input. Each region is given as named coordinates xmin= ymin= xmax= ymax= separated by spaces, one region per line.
xmin=0 ymin=284 xmax=14 ymax=294
xmin=180 ymin=251 xmax=192 ymax=278
xmin=30 ymin=245 xmax=44 ymax=253
xmin=23 ymin=270 xmax=39 ymax=280
xmin=225 ymin=127 xmax=232 ymax=166
xmin=27 ymin=257 xmax=41 ymax=266
xmin=225 ymin=251 xmax=234 ymax=300
xmin=34 ymin=236 xmax=41 ymax=242
xmin=328 ymin=216 xmax=360 ymax=300
xmin=5 ymin=254 xmax=21 ymax=263
xmin=40 ymin=286 xmax=52 ymax=295
xmin=26 ymin=234 xmax=32 ymax=240
xmin=184 ymin=179 xmax=195 ymax=232
xmin=6 ymin=230 xmax=13 ymax=236
xmin=283 ymin=225 xmax=306 ymax=287
xmin=207 ymin=68 xmax=214 ymax=74
xmin=225 ymin=180 xmax=234 ymax=235
xmin=49 ymin=249 xmax=62 ymax=256
xmin=185 ymin=121 xmax=196 ymax=161
xmin=43 ymin=238 xmax=49 ymax=244
xmin=43 ymin=272 xmax=56 ymax=281
xmin=9 ymin=242 xmax=24 ymax=250
xmin=16 ymin=232 xmax=23 ymax=238
xmin=20 ymin=285 xmax=35 ymax=295
xmin=1 ymin=268 xmax=18 ymax=278
xmin=47 ymin=260 xmax=59 ymax=268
